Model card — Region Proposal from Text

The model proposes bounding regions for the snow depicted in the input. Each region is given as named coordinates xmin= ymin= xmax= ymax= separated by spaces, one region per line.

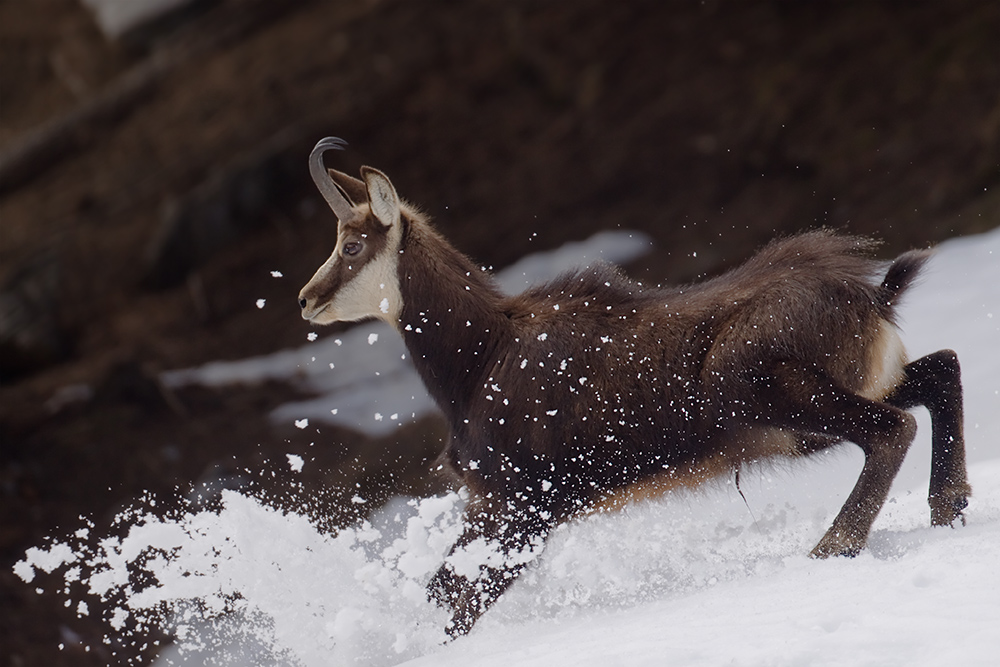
xmin=407 ymin=465 xmax=1000 ymax=667
xmin=286 ymin=454 xmax=304 ymax=473
xmin=14 ymin=226 xmax=1000 ymax=666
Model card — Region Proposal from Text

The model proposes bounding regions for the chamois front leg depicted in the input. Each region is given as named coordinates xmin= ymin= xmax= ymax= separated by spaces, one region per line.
xmin=428 ymin=498 xmax=551 ymax=638
xmin=885 ymin=349 xmax=970 ymax=526
xmin=756 ymin=361 xmax=918 ymax=558
xmin=426 ymin=505 xmax=494 ymax=629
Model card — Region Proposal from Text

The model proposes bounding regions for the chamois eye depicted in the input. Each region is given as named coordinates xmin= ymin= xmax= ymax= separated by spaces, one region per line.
xmin=343 ymin=241 xmax=362 ymax=256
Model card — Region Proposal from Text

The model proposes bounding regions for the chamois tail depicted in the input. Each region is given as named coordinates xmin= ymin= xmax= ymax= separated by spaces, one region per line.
xmin=881 ymin=249 xmax=932 ymax=313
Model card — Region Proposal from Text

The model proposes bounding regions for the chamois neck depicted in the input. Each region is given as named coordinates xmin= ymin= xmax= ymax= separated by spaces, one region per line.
xmin=397 ymin=223 xmax=512 ymax=425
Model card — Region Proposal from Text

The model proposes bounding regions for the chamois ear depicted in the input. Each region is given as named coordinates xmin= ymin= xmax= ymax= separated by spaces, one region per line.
xmin=327 ymin=169 xmax=367 ymax=207
xmin=361 ymin=166 xmax=400 ymax=229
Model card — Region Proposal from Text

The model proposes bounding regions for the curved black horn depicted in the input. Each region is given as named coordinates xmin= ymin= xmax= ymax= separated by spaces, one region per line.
xmin=309 ymin=137 xmax=353 ymax=221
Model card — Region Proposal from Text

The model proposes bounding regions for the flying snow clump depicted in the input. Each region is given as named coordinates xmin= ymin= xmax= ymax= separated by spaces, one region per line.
xmin=286 ymin=454 xmax=304 ymax=472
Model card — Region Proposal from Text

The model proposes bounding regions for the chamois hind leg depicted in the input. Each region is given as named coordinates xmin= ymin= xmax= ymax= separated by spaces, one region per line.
xmin=884 ymin=349 xmax=970 ymax=526
xmin=755 ymin=361 xmax=917 ymax=558
xmin=428 ymin=498 xmax=551 ymax=638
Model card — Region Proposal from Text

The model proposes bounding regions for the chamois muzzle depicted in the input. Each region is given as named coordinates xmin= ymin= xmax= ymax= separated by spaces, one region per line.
xmin=309 ymin=137 xmax=354 ymax=222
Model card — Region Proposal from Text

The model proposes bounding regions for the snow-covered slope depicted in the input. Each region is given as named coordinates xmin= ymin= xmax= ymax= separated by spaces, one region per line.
xmin=15 ymin=227 xmax=1000 ymax=666
xmin=400 ymin=460 xmax=1000 ymax=667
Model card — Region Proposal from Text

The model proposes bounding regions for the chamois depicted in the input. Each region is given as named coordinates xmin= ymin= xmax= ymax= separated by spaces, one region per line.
xmin=298 ymin=137 xmax=970 ymax=637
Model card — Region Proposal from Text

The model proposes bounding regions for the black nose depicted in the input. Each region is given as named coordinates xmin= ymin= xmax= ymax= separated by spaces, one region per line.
xmin=299 ymin=298 xmax=308 ymax=310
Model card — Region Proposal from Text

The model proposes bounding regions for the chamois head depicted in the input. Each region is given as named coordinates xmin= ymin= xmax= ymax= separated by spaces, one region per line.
xmin=298 ymin=137 xmax=404 ymax=326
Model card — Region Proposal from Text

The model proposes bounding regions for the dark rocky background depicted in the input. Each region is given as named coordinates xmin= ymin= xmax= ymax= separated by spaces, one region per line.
xmin=2 ymin=1 xmax=999 ymax=664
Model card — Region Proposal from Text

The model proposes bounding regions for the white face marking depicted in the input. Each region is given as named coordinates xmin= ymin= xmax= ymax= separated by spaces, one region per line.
xmin=328 ymin=239 xmax=402 ymax=324
xmin=302 ymin=208 xmax=404 ymax=328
